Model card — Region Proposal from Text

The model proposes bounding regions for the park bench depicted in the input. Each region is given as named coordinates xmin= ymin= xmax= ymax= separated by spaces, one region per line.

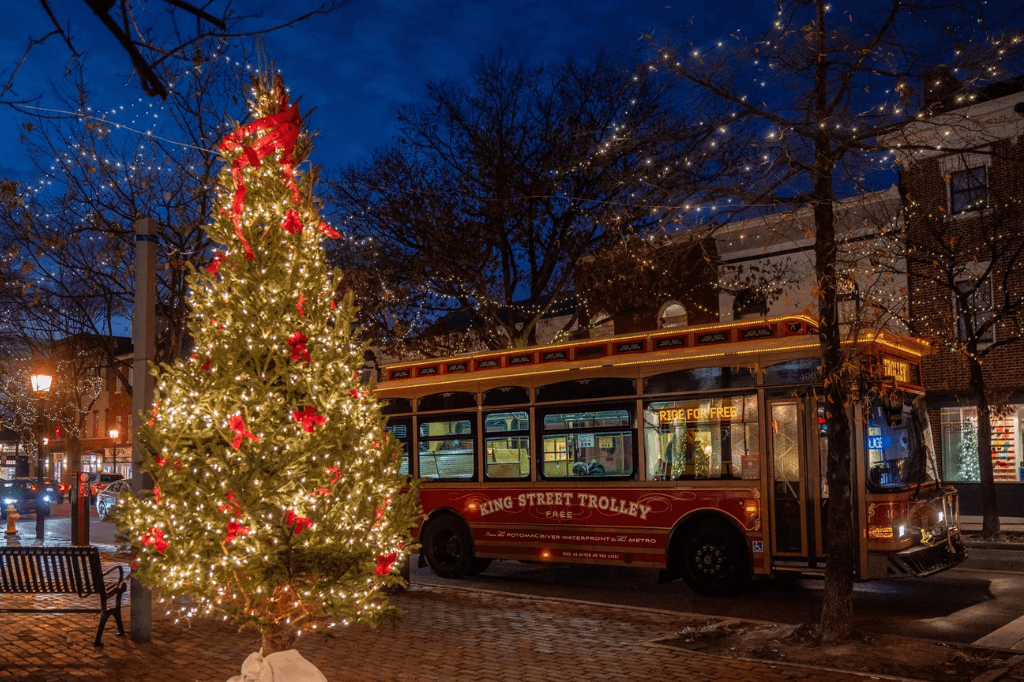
xmin=0 ymin=546 xmax=127 ymax=646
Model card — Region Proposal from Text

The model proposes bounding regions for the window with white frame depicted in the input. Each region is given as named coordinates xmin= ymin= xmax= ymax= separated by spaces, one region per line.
xmin=955 ymin=277 xmax=994 ymax=344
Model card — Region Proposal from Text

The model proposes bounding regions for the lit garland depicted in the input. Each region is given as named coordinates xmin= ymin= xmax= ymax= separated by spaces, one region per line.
xmin=114 ymin=75 xmax=422 ymax=643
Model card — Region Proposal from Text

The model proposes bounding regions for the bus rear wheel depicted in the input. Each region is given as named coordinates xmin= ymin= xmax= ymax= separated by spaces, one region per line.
xmin=676 ymin=517 xmax=750 ymax=597
xmin=422 ymin=515 xmax=475 ymax=579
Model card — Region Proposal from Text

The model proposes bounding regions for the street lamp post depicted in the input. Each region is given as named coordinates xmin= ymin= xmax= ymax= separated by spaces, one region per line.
xmin=108 ymin=429 xmax=119 ymax=475
xmin=30 ymin=371 xmax=52 ymax=542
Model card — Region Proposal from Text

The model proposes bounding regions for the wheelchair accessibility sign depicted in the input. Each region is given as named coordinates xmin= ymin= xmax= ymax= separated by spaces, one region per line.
xmin=752 ymin=541 xmax=763 ymax=553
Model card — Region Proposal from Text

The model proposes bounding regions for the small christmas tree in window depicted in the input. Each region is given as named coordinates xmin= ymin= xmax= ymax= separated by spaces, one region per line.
xmin=117 ymin=74 xmax=421 ymax=664
xmin=957 ymin=413 xmax=980 ymax=482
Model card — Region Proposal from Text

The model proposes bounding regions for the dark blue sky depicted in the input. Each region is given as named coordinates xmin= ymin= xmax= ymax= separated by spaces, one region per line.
xmin=0 ymin=0 xmax=745 ymax=181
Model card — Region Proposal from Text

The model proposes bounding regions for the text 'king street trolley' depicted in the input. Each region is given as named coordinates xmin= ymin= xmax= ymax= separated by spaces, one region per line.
xmin=377 ymin=316 xmax=967 ymax=595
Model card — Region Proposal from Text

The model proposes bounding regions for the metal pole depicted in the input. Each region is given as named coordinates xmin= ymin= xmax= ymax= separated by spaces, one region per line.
xmin=131 ymin=217 xmax=158 ymax=642
xmin=35 ymin=400 xmax=45 ymax=541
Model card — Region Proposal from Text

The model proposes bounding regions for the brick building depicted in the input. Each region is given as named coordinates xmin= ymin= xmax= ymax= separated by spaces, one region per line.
xmin=887 ymin=80 xmax=1024 ymax=523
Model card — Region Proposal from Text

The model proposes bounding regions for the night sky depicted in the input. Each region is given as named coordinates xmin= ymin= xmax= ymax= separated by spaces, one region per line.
xmin=0 ymin=0 xmax=743 ymax=182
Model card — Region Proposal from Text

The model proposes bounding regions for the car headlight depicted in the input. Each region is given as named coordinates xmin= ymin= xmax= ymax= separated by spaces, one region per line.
xmin=42 ymin=495 xmax=50 ymax=502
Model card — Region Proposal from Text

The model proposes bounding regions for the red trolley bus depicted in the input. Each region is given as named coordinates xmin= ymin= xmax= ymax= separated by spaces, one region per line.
xmin=377 ymin=316 xmax=967 ymax=595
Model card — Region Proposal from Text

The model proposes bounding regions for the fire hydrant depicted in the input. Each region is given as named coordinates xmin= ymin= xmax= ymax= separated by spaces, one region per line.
xmin=5 ymin=505 xmax=19 ymax=535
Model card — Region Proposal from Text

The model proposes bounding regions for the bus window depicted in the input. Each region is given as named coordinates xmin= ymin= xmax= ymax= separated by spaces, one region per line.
xmin=384 ymin=419 xmax=411 ymax=476
xmin=540 ymin=408 xmax=634 ymax=479
xmin=418 ymin=417 xmax=475 ymax=480
xmin=484 ymin=411 xmax=530 ymax=480
xmin=763 ymin=359 xmax=822 ymax=385
xmin=644 ymin=395 xmax=759 ymax=480
xmin=866 ymin=397 xmax=933 ymax=490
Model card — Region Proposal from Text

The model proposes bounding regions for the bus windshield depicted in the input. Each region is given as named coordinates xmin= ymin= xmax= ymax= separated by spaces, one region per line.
xmin=866 ymin=395 xmax=937 ymax=491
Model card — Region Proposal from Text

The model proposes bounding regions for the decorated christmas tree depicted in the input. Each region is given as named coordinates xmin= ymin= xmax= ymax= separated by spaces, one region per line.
xmin=116 ymin=75 xmax=421 ymax=658
xmin=958 ymin=414 xmax=980 ymax=482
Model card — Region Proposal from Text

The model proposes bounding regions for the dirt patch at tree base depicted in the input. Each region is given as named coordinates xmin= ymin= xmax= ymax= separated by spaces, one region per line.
xmin=650 ymin=619 xmax=1017 ymax=681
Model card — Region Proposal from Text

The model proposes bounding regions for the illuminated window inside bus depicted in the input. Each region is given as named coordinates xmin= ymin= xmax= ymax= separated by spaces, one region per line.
xmin=643 ymin=394 xmax=759 ymax=480
xmin=418 ymin=417 xmax=475 ymax=480
xmin=484 ymin=411 xmax=530 ymax=480
xmin=384 ymin=420 xmax=410 ymax=476
xmin=540 ymin=409 xmax=634 ymax=479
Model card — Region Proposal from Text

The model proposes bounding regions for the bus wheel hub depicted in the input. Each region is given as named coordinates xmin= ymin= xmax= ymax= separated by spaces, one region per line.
xmin=696 ymin=544 xmax=724 ymax=573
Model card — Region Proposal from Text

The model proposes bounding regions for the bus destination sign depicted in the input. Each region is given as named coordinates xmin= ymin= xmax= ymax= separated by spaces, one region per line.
xmin=657 ymin=403 xmax=738 ymax=423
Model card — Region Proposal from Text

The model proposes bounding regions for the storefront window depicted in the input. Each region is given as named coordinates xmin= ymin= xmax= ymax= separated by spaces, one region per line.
xmin=644 ymin=394 xmax=759 ymax=480
xmin=942 ymin=407 xmax=1023 ymax=483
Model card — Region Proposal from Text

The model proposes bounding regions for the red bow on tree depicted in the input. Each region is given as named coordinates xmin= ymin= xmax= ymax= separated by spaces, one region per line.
xmin=227 ymin=416 xmax=259 ymax=450
xmin=292 ymin=406 xmax=326 ymax=433
xmin=218 ymin=491 xmax=243 ymax=516
xmin=375 ymin=546 xmax=401 ymax=575
xmin=281 ymin=210 xmax=303 ymax=235
xmin=224 ymin=521 xmax=251 ymax=544
xmin=296 ymin=293 xmax=306 ymax=317
xmin=317 ymin=221 xmax=341 ymax=238
xmin=288 ymin=331 xmax=310 ymax=363
xmin=141 ymin=527 xmax=168 ymax=554
xmin=206 ymin=253 xmax=226 ymax=275
xmin=325 ymin=466 xmax=341 ymax=485
xmin=218 ymin=100 xmax=302 ymax=260
xmin=285 ymin=509 xmax=312 ymax=535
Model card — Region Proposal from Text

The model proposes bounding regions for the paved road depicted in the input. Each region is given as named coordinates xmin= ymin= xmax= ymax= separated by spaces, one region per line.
xmin=10 ymin=503 xmax=1023 ymax=648
xmin=410 ymin=550 xmax=1024 ymax=646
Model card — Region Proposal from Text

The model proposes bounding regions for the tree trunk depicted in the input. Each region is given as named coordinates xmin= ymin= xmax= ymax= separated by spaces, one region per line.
xmin=967 ymin=354 xmax=1000 ymax=538
xmin=261 ymin=622 xmax=298 ymax=655
xmin=812 ymin=0 xmax=855 ymax=644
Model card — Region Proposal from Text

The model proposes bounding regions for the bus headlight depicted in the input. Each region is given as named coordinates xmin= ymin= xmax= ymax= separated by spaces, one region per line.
xmin=937 ymin=511 xmax=944 ymax=524
xmin=897 ymin=524 xmax=906 ymax=538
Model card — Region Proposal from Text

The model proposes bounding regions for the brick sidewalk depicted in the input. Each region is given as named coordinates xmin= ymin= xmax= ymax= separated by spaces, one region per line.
xmin=0 ymin=577 xmax=912 ymax=682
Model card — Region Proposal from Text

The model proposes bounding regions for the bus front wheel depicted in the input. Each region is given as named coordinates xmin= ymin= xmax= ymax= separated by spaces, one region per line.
xmin=422 ymin=515 xmax=475 ymax=579
xmin=676 ymin=517 xmax=750 ymax=597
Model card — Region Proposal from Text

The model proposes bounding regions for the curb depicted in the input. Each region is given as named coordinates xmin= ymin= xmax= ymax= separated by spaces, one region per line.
xmin=964 ymin=541 xmax=1024 ymax=551
xmin=643 ymin=637 xmax=931 ymax=682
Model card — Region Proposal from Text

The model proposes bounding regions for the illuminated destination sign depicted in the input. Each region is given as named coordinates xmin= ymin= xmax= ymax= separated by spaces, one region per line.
xmin=882 ymin=357 xmax=911 ymax=383
xmin=657 ymin=403 xmax=738 ymax=423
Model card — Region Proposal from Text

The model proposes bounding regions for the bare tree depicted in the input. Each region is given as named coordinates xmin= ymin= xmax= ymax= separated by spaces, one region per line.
xmin=889 ymin=148 xmax=1024 ymax=537
xmin=2 ymin=1 xmax=345 ymax=104
xmin=0 ymin=48 xmax=249 ymax=386
xmin=653 ymin=0 xmax=1019 ymax=641
xmin=329 ymin=53 xmax=705 ymax=354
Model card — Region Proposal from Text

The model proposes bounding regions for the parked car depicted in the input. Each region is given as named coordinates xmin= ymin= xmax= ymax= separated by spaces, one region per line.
xmin=89 ymin=472 xmax=124 ymax=497
xmin=95 ymin=479 xmax=133 ymax=520
xmin=39 ymin=478 xmax=64 ymax=505
xmin=0 ymin=478 xmax=53 ymax=518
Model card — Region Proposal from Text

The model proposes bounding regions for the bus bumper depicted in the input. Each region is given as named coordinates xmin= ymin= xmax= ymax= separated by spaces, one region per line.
xmin=887 ymin=534 xmax=968 ymax=577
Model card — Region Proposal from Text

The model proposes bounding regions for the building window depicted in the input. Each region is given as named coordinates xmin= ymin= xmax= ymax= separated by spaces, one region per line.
xmin=657 ymin=301 xmax=688 ymax=329
xmin=941 ymin=407 xmax=1022 ymax=483
xmin=955 ymin=278 xmax=994 ymax=344
xmin=733 ymin=288 xmax=768 ymax=320
xmin=92 ymin=411 xmax=99 ymax=438
xmin=950 ymin=166 xmax=987 ymax=214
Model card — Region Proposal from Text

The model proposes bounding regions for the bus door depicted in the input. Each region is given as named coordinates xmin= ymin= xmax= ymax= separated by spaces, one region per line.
xmin=767 ymin=397 xmax=831 ymax=566
xmin=768 ymin=399 xmax=806 ymax=558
